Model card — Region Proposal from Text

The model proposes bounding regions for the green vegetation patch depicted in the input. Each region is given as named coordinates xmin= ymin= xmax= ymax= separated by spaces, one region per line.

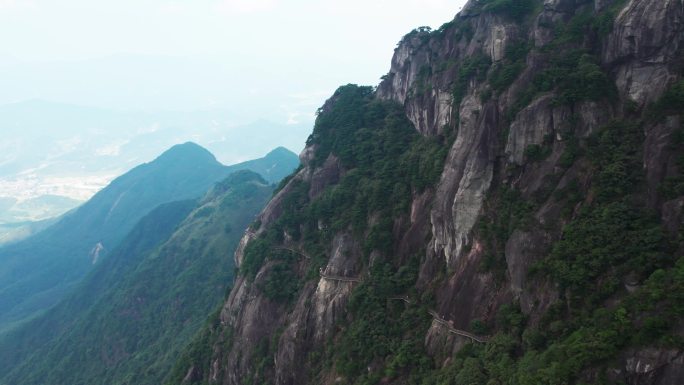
xmin=506 ymin=6 xmax=621 ymax=120
xmin=334 ymin=258 xmax=434 ymax=383
xmin=477 ymin=187 xmax=536 ymax=281
xmin=478 ymin=0 xmax=539 ymax=22
xmin=452 ymin=54 xmax=492 ymax=110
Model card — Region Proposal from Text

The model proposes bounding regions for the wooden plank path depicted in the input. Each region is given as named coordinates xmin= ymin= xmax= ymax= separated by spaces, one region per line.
xmin=273 ymin=246 xmax=361 ymax=282
xmin=319 ymin=272 xmax=362 ymax=282
xmin=273 ymin=246 xmax=311 ymax=259
xmin=389 ymin=298 xmax=488 ymax=343
xmin=428 ymin=310 xmax=489 ymax=343
xmin=388 ymin=295 xmax=412 ymax=304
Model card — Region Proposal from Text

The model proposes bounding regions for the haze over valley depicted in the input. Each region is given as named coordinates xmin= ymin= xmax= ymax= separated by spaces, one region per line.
xmin=0 ymin=0 xmax=463 ymax=232
xmin=0 ymin=101 xmax=310 ymax=220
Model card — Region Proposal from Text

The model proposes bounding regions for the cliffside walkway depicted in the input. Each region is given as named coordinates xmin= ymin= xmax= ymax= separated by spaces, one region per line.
xmin=389 ymin=298 xmax=488 ymax=343
xmin=388 ymin=295 xmax=412 ymax=304
xmin=428 ymin=310 xmax=489 ymax=343
xmin=272 ymin=247 xmax=487 ymax=343
xmin=273 ymin=246 xmax=311 ymax=260
xmin=319 ymin=272 xmax=363 ymax=283
xmin=273 ymin=246 xmax=362 ymax=282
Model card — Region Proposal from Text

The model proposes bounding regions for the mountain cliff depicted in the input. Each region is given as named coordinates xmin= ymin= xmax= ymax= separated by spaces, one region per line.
xmin=0 ymin=143 xmax=299 ymax=332
xmin=167 ymin=0 xmax=684 ymax=384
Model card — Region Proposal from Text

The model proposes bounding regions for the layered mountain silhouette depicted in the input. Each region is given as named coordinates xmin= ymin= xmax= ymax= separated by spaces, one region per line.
xmin=0 ymin=143 xmax=298 ymax=331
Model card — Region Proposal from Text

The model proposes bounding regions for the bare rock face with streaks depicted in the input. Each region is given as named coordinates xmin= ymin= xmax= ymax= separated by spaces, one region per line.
xmin=604 ymin=0 xmax=683 ymax=105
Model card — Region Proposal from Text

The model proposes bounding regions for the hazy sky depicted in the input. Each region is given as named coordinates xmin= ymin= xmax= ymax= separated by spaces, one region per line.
xmin=0 ymin=0 xmax=468 ymax=124
xmin=0 ymin=0 xmax=471 ymax=220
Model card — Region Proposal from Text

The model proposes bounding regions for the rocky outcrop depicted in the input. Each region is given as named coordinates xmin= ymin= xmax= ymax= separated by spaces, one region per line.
xmin=376 ymin=12 xmax=520 ymax=137
xmin=206 ymin=152 xmax=364 ymax=385
xmin=644 ymin=115 xmax=682 ymax=208
xmin=607 ymin=348 xmax=684 ymax=385
xmin=505 ymin=94 xmax=559 ymax=164
xmin=604 ymin=0 xmax=683 ymax=105
xmin=431 ymin=95 xmax=497 ymax=268
xmin=274 ymin=233 xmax=361 ymax=385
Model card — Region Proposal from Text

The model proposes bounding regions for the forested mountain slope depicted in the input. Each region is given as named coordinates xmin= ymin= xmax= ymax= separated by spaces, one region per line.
xmin=0 ymin=143 xmax=298 ymax=331
xmin=0 ymin=171 xmax=274 ymax=385
xmin=169 ymin=0 xmax=684 ymax=384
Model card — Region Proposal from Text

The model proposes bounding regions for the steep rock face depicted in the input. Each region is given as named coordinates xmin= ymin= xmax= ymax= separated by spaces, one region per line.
xmin=208 ymin=175 xmax=363 ymax=385
xmin=612 ymin=348 xmax=684 ymax=385
xmin=377 ymin=0 xmax=683 ymax=343
xmin=645 ymin=116 xmax=682 ymax=208
xmin=197 ymin=142 xmax=355 ymax=385
xmin=430 ymin=95 xmax=497 ymax=268
xmin=273 ymin=232 xmax=361 ymax=385
xmin=171 ymin=1 xmax=684 ymax=384
xmin=376 ymin=14 xmax=521 ymax=137
xmin=506 ymin=95 xmax=556 ymax=164
xmin=604 ymin=0 xmax=683 ymax=105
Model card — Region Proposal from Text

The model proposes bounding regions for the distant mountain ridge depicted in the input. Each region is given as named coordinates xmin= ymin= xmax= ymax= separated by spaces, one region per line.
xmin=0 ymin=143 xmax=299 ymax=332
xmin=0 ymin=99 xmax=310 ymax=187
xmin=0 ymin=100 xmax=311 ymax=233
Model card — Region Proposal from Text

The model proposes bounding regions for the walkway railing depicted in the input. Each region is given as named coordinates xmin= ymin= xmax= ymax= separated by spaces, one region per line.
xmin=428 ymin=310 xmax=489 ymax=343
xmin=319 ymin=273 xmax=362 ymax=283
xmin=273 ymin=246 xmax=311 ymax=259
